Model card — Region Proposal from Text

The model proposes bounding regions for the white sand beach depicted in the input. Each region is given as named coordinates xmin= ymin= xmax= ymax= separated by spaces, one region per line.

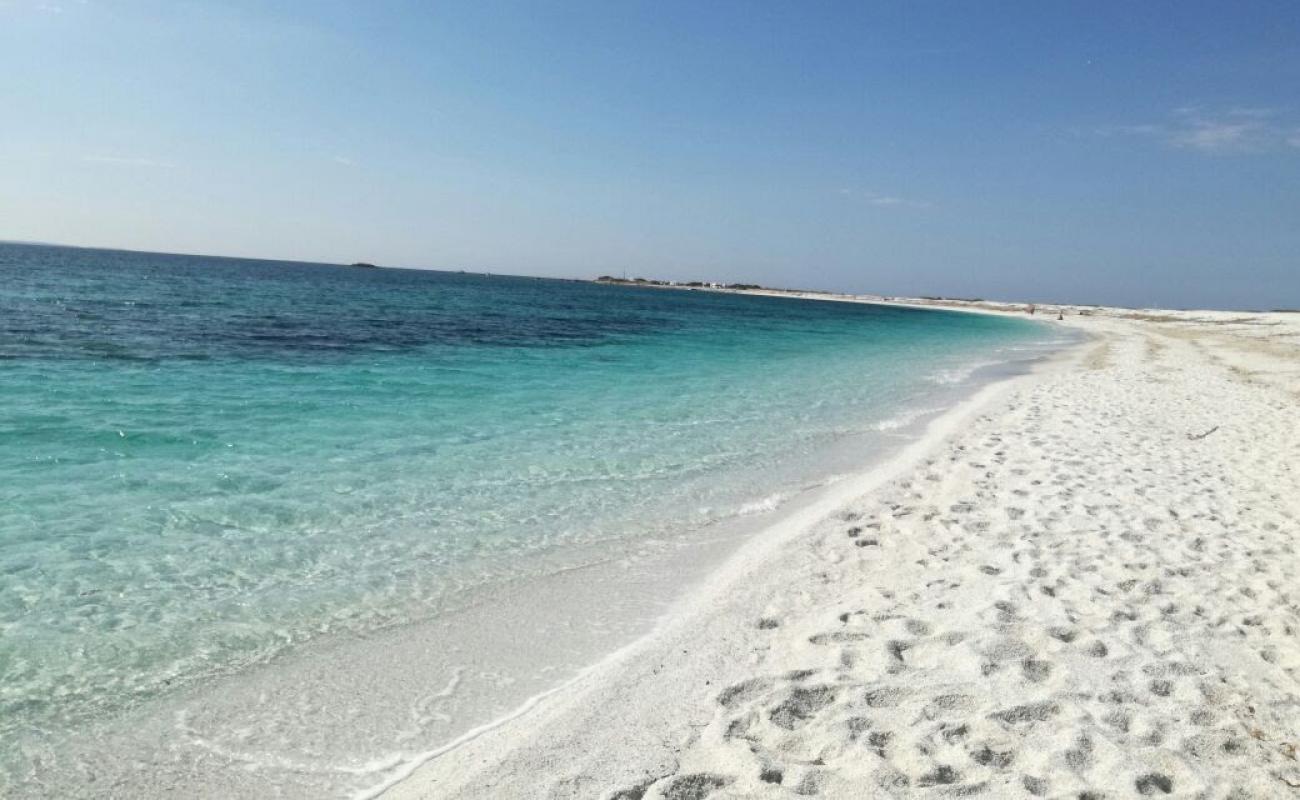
xmin=12 ymin=6 xmax=1298 ymax=798
xmin=382 ymin=305 xmax=1300 ymax=799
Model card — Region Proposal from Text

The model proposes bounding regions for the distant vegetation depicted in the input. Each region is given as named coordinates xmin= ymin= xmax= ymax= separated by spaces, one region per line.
xmin=595 ymin=276 xmax=763 ymax=291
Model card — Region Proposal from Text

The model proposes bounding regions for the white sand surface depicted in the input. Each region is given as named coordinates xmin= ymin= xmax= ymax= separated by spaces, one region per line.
xmin=382 ymin=307 xmax=1300 ymax=800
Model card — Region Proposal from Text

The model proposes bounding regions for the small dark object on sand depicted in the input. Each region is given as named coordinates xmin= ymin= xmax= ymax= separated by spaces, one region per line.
xmin=1135 ymin=772 xmax=1174 ymax=794
xmin=661 ymin=773 xmax=731 ymax=800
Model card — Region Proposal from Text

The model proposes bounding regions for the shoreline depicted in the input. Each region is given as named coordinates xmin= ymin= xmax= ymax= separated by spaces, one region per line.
xmin=377 ymin=324 xmax=1090 ymax=799
xmin=381 ymin=307 xmax=1300 ymax=799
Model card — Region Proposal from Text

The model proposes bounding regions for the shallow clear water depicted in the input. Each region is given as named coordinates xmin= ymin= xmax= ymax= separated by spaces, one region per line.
xmin=0 ymin=243 xmax=1060 ymax=790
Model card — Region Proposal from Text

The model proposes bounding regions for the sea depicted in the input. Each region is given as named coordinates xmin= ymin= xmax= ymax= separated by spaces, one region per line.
xmin=0 ymin=243 xmax=1071 ymax=796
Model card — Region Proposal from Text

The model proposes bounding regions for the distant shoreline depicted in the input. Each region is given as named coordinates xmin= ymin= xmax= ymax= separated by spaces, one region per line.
xmin=2 ymin=241 xmax=1280 ymax=313
xmin=593 ymin=275 xmax=1083 ymax=320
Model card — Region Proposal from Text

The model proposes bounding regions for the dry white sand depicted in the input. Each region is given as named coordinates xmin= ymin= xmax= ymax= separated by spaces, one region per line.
xmin=381 ymin=307 xmax=1300 ymax=800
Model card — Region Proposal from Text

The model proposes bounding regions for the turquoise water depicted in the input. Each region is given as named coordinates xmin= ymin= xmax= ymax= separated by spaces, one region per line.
xmin=0 ymin=243 xmax=1059 ymax=791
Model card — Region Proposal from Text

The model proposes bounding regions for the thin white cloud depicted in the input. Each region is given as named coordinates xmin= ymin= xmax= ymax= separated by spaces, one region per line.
xmin=1170 ymin=108 xmax=1274 ymax=152
xmin=82 ymin=155 xmax=177 ymax=168
xmin=1100 ymin=107 xmax=1298 ymax=154
xmin=839 ymin=188 xmax=932 ymax=209
xmin=867 ymin=195 xmax=912 ymax=207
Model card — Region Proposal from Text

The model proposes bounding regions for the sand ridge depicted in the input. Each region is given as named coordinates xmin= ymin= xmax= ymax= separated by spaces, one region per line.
xmin=384 ymin=313 xmax=1300 ymax=800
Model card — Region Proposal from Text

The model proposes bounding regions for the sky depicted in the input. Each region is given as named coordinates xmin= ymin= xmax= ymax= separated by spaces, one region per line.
xmin=1 ymin=1 xmax=1297 ymax=309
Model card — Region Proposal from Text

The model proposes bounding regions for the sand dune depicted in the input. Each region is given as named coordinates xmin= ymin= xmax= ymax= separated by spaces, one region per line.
xmin=384 ymin=309 xmax=1300 ymax=800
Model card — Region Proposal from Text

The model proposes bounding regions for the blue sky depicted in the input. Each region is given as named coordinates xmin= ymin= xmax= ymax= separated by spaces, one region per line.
xmin=1 ymin=1 xmax=1297 ymax=308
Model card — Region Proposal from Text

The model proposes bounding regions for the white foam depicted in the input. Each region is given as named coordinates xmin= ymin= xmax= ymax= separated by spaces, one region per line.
xmin=351 ymin=675 xmax=590 ymax=800
xmin=873 ymin=406 xmax=944 ymax=431
xmin=735 ymin=492 xmax=786 ymax=515
xmin=924 ymin=360 xmax=1000 ymax=385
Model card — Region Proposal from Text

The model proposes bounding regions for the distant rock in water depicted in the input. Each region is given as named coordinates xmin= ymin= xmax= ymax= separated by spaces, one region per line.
xmin=349 ymin=262 xmax=380 ymax=269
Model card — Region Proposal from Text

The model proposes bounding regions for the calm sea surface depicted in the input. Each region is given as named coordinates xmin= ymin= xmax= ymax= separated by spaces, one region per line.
xmin=0 ymin=243 xmax=1063 ymax=794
